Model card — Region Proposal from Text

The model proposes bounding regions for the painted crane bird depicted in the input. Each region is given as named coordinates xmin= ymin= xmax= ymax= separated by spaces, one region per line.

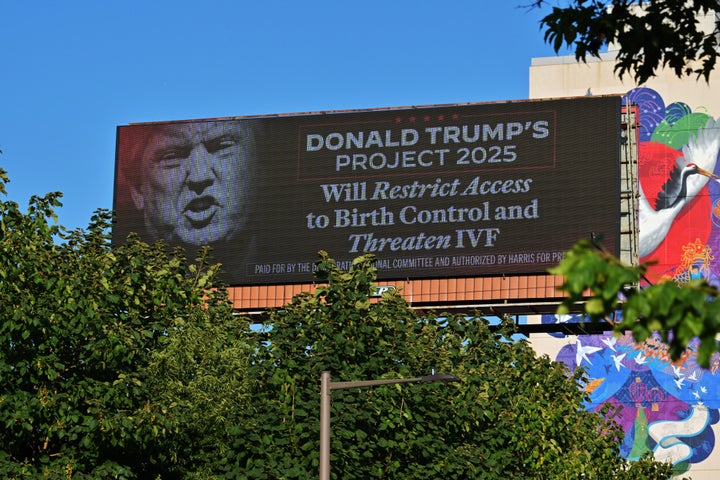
xmin=639 ymin=118 xmax=720 ymax=258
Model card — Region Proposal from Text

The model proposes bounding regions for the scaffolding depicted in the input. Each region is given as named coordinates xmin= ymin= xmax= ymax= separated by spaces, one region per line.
xmin=620 ymin=101 xmax=640 ymax=267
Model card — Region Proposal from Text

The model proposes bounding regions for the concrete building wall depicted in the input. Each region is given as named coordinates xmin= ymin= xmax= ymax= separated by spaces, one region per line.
xmin=529 ymin=10 xmax=720 ymax=110
xmin=530 ymin=53 xmax=720 ymax=113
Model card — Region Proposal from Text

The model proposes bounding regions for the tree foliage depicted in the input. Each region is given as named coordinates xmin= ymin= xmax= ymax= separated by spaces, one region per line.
xmin=551 ymin=239 xmax=720 ymax=368
xmin=144 ymin=298 xmax=254 ymax=478
xmin=231 ymin=251 xmax=674 ymax=479
xmin=0 ymin=166 xmax=253 ymax=478
xmin=0 ymin=158 xmax=677 ymax=477
xmin=529 ymin=0 xmax=720 ymax=84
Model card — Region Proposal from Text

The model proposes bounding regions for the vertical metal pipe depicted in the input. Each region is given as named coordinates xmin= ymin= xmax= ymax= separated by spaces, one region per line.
xmin=319 ymin=371 xmax=331 ymax=480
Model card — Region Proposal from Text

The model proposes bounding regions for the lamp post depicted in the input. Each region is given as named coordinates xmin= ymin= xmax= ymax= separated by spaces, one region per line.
xmin=319 ymin=370 xmax=460 ymax=480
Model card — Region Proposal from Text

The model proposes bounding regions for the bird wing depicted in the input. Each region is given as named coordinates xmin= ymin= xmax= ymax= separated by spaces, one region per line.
xmin=655 ymin=160 xmax=685 ymax=210
xmin=639 ymin=177 xmax=691 ymax=257
xmin=681 ymin=116 xmax=720 ymax=198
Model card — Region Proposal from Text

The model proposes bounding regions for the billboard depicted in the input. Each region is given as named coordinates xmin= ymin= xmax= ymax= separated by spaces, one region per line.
xmin=113 ymin=96 xmax=622 ymax=285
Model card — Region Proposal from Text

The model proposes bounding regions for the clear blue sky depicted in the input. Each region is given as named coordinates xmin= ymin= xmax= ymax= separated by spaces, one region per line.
xmin=1 ymin=1 xmax=566 ymax=232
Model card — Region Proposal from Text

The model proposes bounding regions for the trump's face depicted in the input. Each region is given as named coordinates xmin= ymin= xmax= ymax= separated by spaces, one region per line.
xmin=131 ymin=121 xmax=255 ymax=246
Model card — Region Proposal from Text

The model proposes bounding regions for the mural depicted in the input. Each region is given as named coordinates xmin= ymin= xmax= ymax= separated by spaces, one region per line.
xmin=535 ymin=88 xmax=720 ymax=476
xmin=627 ymin=87 xmax=720 ymax=285
xmin=541 ymin=313 xmax=720 ymax=476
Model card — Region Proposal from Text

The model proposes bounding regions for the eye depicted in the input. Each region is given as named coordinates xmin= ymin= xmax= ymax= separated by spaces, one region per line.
xmin=204 ymin=135 xmax=238 ymax=154
xmin=152 ymin=148 xmax=189 ymax=168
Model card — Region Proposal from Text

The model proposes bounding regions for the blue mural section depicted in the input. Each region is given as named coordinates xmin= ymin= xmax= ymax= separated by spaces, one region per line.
xmin=542 ymin=312 xmax=720 ymax=475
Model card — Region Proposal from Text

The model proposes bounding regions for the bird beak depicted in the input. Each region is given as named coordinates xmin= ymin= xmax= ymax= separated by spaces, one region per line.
xmin=697 ymin=166 xmax=720 ymax=183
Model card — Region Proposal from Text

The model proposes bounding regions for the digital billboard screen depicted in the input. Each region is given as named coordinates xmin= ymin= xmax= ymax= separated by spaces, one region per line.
xmin=113 ymin=96 xmax=622 ymax=285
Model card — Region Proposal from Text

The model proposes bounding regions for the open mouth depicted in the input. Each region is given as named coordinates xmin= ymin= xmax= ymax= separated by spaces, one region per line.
xmin=184 ymin=196 xmax=219 ymax=227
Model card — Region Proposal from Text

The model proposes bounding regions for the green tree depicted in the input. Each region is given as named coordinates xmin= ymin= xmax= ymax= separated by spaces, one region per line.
xmin=529 ymin=0 xmax=720 ymax=83
xmin=144 ymin=296 xmax=255 ymax=478
xmin=230 ymin=251 xmax=674 ymax=479
xmin=0 ymin=165 xmax=253 ymax=478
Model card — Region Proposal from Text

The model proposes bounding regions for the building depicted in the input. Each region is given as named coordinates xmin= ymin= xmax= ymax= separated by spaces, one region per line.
xmin=528 ymin=11 xmax=720 ymax=478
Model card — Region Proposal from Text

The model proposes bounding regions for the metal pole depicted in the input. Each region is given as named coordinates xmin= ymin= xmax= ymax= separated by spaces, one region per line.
xmin=319 ymin=371 xmax=331 ymax=480
xmin=318 ymin=371 xmax=458 ymax=479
